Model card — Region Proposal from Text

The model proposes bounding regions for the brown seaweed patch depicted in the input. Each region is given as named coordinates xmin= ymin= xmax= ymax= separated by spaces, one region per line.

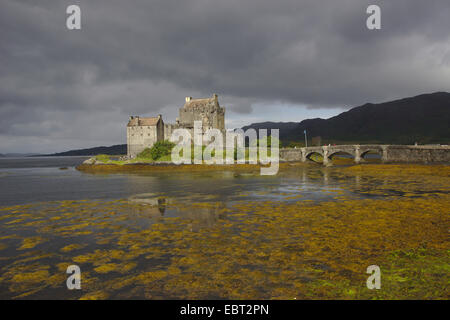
xmin=18 ymin=237 xmax=46 ymax=250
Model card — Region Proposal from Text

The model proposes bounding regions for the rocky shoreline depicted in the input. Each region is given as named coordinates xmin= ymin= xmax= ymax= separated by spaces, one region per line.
xmin=76 ymin=156 xmax=279 ymax=173
xmin=81 ymin=156 xmax=173 ymax=166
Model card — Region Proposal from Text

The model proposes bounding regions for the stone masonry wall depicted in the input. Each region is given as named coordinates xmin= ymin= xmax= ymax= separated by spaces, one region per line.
xmin=127 ymin=125 xmax=159 ymax=158
xmin=384 ymin=145 xmax=450 ymax=163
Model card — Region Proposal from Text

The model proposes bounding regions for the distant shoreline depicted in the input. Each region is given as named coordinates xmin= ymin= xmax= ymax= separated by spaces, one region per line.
xmin=0 ymin=155 xmax=93 ymax=158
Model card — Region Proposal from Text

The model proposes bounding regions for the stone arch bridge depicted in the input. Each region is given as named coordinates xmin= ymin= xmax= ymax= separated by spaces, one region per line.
xmin=280 ymin=145 xmax=450 ymax=166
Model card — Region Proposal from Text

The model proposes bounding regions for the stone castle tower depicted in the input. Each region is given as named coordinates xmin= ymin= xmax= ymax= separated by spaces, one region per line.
xmin=127 ymin=94 xmax=225 ymax=158
xmin=178 ymin=93 xmax=225 ymax=135
xmin=127 ymin=115 xmax=164 ymax=159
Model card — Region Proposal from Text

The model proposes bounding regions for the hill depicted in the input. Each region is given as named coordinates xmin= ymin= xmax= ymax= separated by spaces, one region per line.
xmin=0 ymin=153 xmax=42 ymax=157
xmin=45 ymin=144 xmax=127 ymax=156
xmin=242 ymin=92 xmax=450 ymax=145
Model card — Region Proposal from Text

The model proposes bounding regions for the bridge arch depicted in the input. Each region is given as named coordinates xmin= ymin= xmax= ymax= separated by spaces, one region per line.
xmin=305 ymin=151 xmax=324 ymax=164
xmin=360 ymin=148 xmax=383 ymax=161
xmin=326 ymin=151 xmax=355 ymax=164
xmin=305 ymin=150 xmax=323 ymax=158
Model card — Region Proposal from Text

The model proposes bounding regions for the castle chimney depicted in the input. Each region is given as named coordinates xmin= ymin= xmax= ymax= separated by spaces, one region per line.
xmin=213 ymin=93 xmax=218 ymax=101
xmin=185 ymin=96 xmax=192 ymax=102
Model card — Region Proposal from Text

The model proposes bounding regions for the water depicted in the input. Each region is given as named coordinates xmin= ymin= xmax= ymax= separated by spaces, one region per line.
xmin=0 ymin=156 xmax=447 ymax=299
xmin=0 ymin=156 xmax=91 ymax=169
xmin=0 ymin=157 xmax=351 ymax=206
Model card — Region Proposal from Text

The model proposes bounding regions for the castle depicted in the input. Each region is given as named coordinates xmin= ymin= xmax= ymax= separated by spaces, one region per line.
xmin=127 ymin=94 xmax=225 ymax=158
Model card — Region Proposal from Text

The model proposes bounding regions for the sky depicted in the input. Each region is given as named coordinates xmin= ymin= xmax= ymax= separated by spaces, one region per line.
xmin=1 ymin=0 xmax=449 ymax=153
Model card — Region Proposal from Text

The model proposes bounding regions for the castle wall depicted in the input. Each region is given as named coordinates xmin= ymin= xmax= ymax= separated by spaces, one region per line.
xmin=214 ymin=107 xmax=225 ymax=132
xmin=157 ymin=120 xmax=164 ymax=141
xmin=127 ymin=123 xmax=162 ymax=158
xmin=179 ymin=105 xmax=225 ymax=133
xmin=164 ymin=123 xmax=177 ymax=141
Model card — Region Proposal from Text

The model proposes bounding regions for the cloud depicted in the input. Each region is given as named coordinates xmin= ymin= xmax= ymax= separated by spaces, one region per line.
xmin=0 ymin=0 xmax=449 ymax=152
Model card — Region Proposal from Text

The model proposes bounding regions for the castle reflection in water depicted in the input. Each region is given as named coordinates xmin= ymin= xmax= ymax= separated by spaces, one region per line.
xmin=127 ymin=193 xmax=227 ymax=231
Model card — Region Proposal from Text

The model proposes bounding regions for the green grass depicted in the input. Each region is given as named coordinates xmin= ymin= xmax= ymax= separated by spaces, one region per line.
xmin=95 ymin=154 xmax=111 ymax=162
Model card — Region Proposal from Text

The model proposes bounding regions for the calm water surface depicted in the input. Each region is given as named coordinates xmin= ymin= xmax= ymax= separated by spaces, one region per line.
xmin=0 ymin=156 xmax=356 ymax=206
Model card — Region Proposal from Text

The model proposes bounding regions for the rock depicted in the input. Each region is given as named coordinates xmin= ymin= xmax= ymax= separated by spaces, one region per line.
xmin=83 ymin=158 xmax=96 ymax=165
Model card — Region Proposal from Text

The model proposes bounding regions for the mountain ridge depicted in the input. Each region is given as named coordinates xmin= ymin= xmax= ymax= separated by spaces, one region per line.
xmin=242 ymin=92 xmax=450 ymax=145
xmin=42 ymin=144 xmax=127 ymax=157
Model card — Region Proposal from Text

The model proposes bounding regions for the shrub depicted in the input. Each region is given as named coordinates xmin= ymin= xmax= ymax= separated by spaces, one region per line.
xmin=138 ymin=140 xmax=175 ymax=161
xmin=136 ymin=148 xmax=152 ymax=159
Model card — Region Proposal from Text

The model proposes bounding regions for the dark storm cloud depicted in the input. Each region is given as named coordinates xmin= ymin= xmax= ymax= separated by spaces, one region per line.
xmin=0 ymin=0 xmax=449 ymax=152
